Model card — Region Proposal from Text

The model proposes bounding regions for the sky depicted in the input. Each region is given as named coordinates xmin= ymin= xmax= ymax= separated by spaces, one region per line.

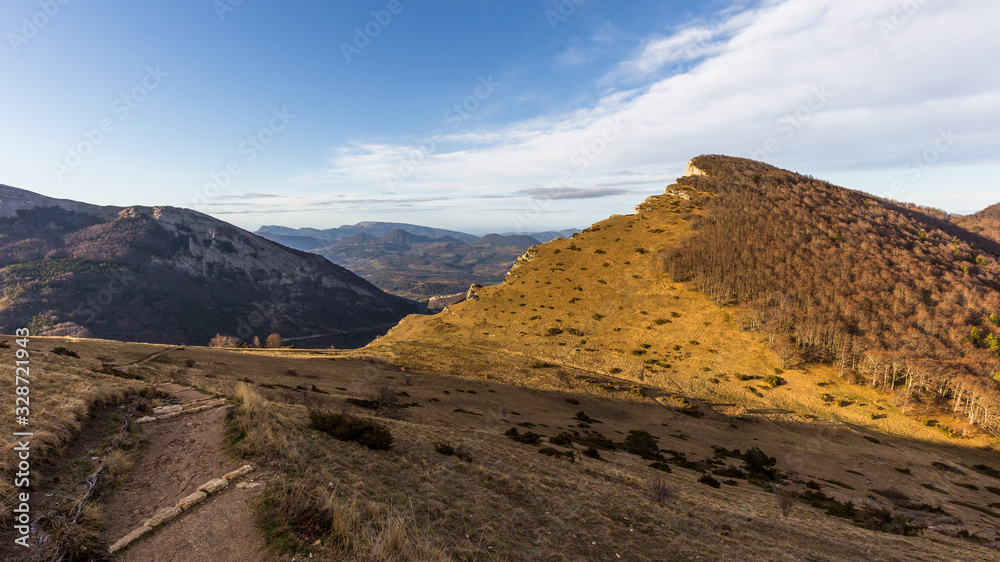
xmin=1 ymin=0 xmax=998 ymax=234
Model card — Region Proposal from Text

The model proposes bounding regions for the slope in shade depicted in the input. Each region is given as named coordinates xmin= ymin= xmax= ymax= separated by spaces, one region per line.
xmin=0 ymin=187 xmax=418 ymax=347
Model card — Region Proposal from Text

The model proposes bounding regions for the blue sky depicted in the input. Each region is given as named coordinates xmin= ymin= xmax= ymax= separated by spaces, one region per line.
xmin=2 ymin=0 xmax=998 ymax=234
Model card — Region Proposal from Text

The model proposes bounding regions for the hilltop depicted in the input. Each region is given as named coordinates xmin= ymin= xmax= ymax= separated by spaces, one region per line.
xmin=0 ymin=185 xmax=417 ymax=347
xmin=5 ymin=159 xmax=1000 ymax=561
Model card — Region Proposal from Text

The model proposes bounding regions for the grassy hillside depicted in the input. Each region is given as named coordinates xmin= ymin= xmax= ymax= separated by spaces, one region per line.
xmin=4 ymin=336 xmax=1000 ymax=560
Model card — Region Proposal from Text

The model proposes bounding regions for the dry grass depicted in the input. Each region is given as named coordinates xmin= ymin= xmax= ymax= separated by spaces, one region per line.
xmin=5 ymin=309 xmax=1000 ymax=560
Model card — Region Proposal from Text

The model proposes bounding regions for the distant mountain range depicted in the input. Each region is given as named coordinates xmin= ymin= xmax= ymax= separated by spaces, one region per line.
xmin=254 ymin=223 xmax=581 ymax=299
xmin=256 ymin=223 xmax=579 ymax=251
xmin=0 ymin=185 xmax=418 ymax=347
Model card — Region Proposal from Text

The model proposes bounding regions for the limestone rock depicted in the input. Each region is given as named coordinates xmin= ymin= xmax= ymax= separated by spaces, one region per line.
xmin=223 ymin=464 xmax=254 ymax=482
xmin=176 ymin=490 xmax=208 ymax=511
xmin=198 ymin=478 xmax=229 ymax=494
xmin=144 ymin=506 xmax=182 ymax=528
xmin=108 ymin=525 xmax=153 ymax=554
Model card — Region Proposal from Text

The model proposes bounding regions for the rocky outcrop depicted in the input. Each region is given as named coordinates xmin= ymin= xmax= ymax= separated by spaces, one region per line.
xmin=427 ymin=292 xmax=466 ymax=310
xmin=466 ymin=283 xmax=482 ymax=301
xmin=503 ymin=245 xmax=540 ymax=282
xmin=683 ymin=159 xmax=709 ymax=178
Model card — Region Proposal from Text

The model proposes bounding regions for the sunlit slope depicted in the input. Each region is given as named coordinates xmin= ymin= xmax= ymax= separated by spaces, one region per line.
xmin=366 ymin=161 xmax=997 ymax=447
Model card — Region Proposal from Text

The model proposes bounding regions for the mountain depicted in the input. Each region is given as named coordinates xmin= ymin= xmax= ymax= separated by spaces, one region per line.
xmin=256 ymin=221 xmax=480 ymax=245
xmin=377 ymin=229 xmax=434 ymax=245
xmin=336 ymin=232 xmax=378 ymax=245
xmin=477 ymin=233 xmax=540 ymax=247
xmin=0 ymin=184 xmax=418 ymax=346
xmin=253 ymin=232 xmax=324 ymax=251
xmin=371 ymin=155 xmax=1000 ymax=435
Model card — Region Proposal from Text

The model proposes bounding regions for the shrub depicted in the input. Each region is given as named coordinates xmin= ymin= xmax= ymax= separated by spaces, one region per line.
xmin=308 ymin=411 xmax=393 ymax=450
xmin=184 ymin=359 xmax=197 ymax=368
xmin=698 ymin=474 xmax=721 ymax=488
xmin=654 ymin=318 xmax=670 ymax=325
xmin=650 ymin=477 xmax=678 ymax=505
xmin=649 ymin=461 xmax=672 ymax=473
xmin=284 ymin=369 xmax=298 ymax=377
xmin=549 ymin=432 xmax=574 ymax=447
xmin=571 ymin=430 xmax=616 ymax=450
xmin=210 ymin=333 xmax=239 ymax=347
xmin=546 ymin=327 xmax=564 ymax=335
xmin=582 ymin=447 xmax=602 ymax=460
xmin=972 ymin=464 xmax=1000 ymax=479
xmin=566 ymin=397 xmax=580 ymax=405
xmin=741 ymin=447 xmax=778 ymax=480
xmin=265 ymin=333 xmax=284 ymax=348
xmin=434 ymin=441 xmax=472 ymax=462
xmin=51 ymin=346 xmax=79 ymax=358
xmin=433 ymin=442 xmax=455 ymax=456
xmin=539 ymin=447 xmax=574 ymax=461
xmin=775 ymin=486 xmax=800 ymax=517
xmin=763 ymin=375 xmax=783 ymax=388
xmin=624 ymin=430 xmax=662 ymax=460
xmin=504 ymin=427 xmax=541 ymax=445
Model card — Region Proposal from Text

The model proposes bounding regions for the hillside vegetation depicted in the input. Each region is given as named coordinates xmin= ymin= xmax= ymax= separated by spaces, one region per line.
xmin=5 ymin=337 xmax=1000 ymax=560
xmin=0 ymin=194 xmax=417 ymax=347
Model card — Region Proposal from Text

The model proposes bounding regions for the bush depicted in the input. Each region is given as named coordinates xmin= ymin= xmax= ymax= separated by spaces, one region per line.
xmin=210 ymin=333 xmax=239 ymax=347
xmin=741 ymin=447 xmax=778 ymax=480
xmin=624 ymin=430 xmax=662 ymax=460
xmin=698 ymin=474 xmax=721 ymax=488
xmin=434 ymin=442 xmax=472 ymax=462
xmin=775 ymin=486 xmax=800 ymax=517
xmin=308 ymin=411 xmax=393 ymax=450
xmin=582 ymin=447 xmax=602 ymax=460
xmin=650 ymin=477 xmax=678 ymax=505
xmin=649 ymin=461 xmax=672 ymax=473
xmin=184 ymin=359 xmax=197 ymax=368
xmin=266 ymin=333 xmax=284 ymax=348
xmin=549 ymin=432 xmax=574 ymax=447
xmin=51 ymin=346 xmax=79 ymax=358
xmin=763 ymin=375 xmax=783 ymax=388
xmin=504 ymin=427 xmax=541 ymax=445
xmin=539 ymin=447 xmax=574 ymax=461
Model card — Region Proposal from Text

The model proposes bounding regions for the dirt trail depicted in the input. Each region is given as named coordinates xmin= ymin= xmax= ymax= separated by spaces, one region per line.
xmin=104 ymin=383 xmax=273 ymax=560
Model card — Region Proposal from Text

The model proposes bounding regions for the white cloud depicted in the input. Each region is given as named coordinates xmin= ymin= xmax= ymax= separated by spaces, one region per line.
xmin=302 ymin=0 xmax=999 ymax=219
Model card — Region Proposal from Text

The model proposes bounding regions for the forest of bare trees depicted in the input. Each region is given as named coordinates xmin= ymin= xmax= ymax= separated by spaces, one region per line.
xmin=667 ymin=155 xmax=1000 ymax=433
